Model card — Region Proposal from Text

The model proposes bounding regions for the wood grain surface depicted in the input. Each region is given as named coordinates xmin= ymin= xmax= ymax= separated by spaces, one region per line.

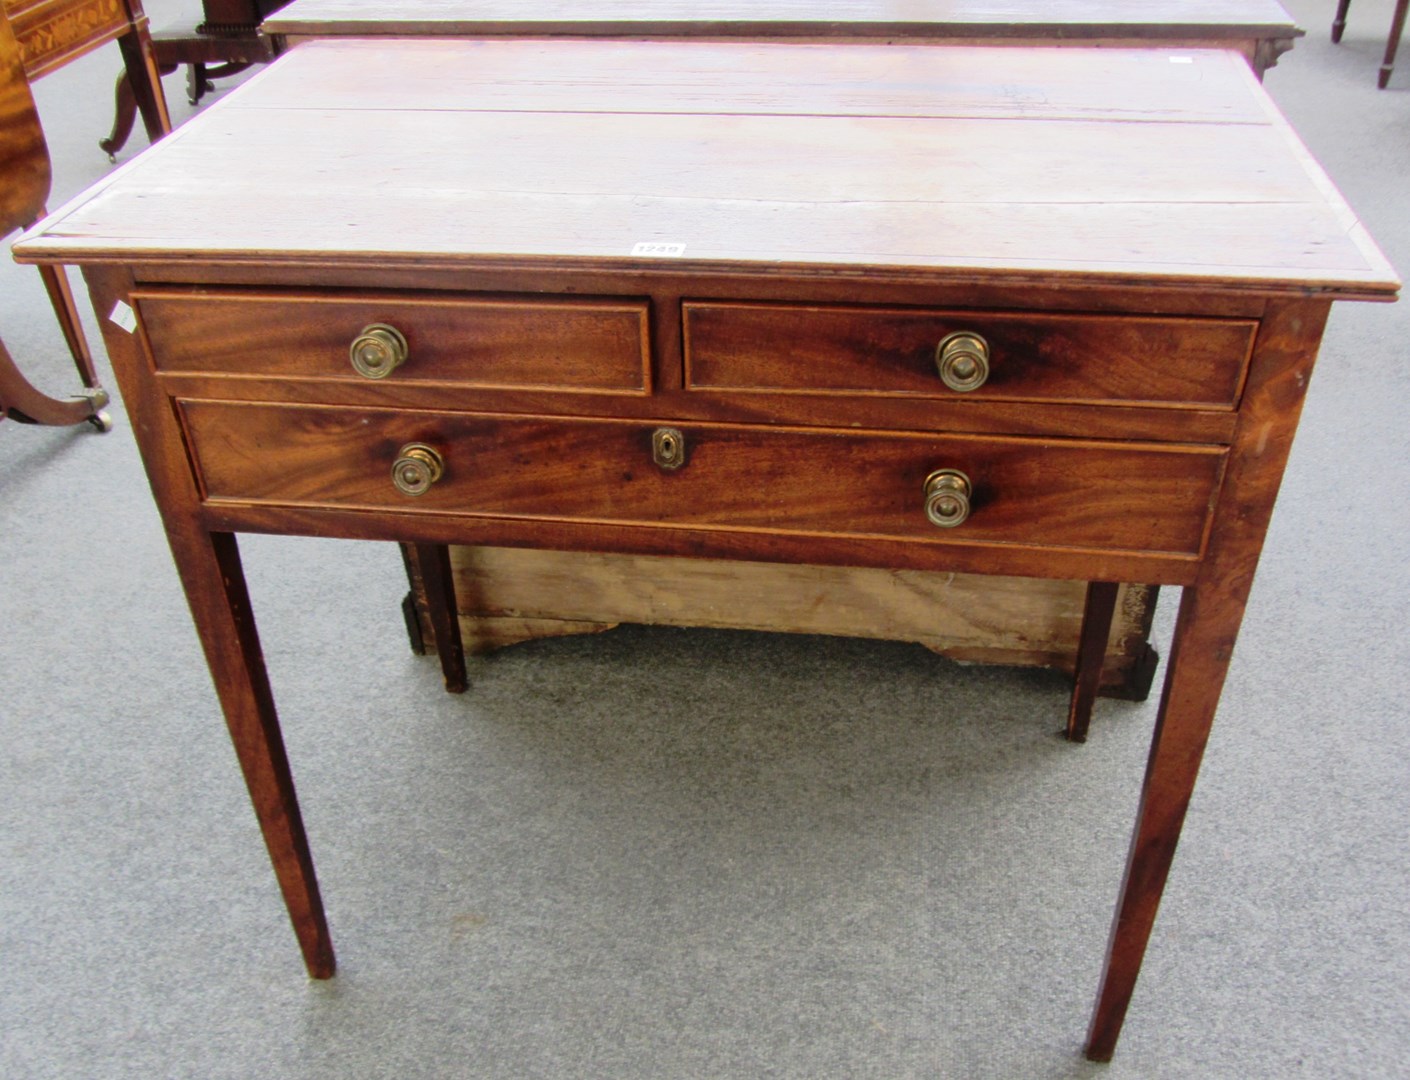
xmin=16 ymin=40 xmax=1396 ymax=299
xmin=263 ymin=0 xmax=1301 ymax=39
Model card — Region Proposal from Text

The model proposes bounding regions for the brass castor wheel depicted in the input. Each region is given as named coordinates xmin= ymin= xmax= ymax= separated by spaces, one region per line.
xmin=88 ymin=409 xmax=113 ymax=433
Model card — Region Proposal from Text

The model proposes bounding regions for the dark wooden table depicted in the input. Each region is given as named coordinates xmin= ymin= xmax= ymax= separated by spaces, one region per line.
xmin=15 ymin=39 xmax=1397 ymax=1060
xmin=258 ymin=0 xmax=1307 ymax=721
xmin=264 ymin=0 xmax=1305 ymax=76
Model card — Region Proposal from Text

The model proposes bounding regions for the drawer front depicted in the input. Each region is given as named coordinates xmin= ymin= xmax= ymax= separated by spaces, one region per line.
xmin=684 ymin=301 xmax=1256 ymax=408
xmin=181 ymin=402 xmax=1224 ymax=558
xmin=136 ymin=290 xmax=652 ymax=393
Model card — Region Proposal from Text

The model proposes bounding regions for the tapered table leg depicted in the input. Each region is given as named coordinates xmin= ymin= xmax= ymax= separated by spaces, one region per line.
xmin=1066 ymin=581 xmax=1119 ymax=742
xmin=408 ymin=542 xmax=468 ymax=693
xmin=1085 ymin=298 xmax=1330 ymax=1060
xmin=168 ymin=529 xmax=336 ymax=978
xmin=1085 ymin=581 xmax=1239 ymax=1059
xmin=85 ymin=266 xmax=333 ymax=977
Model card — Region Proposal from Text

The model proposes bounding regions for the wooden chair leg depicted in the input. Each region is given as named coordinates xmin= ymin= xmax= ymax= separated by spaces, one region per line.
xmin=1380 ymin=0 xmax=1410 ymax=88
xmin=1066 ymin=581 xmax=1120 ymax=742
xmin=1332 ymin=0 xmax=1353 ymax=42
xmin=406 ymin=542 xmax=468 ymax=693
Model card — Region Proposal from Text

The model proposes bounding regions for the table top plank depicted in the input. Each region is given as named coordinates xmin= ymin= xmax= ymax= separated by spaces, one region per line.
xmin=15 ymin=39 xmax=1396 ymax=298
xmin=234 ymin=38 xmax=1272 ymax=124
xmin=263 ymin=0 xmax=1303 ymax=41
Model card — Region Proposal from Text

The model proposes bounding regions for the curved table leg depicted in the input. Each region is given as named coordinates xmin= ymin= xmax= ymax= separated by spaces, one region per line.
xmin=0 ymin=332 xmax=109 ymax=429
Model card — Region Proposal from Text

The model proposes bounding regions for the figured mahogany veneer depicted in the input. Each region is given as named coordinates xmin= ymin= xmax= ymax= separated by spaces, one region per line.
xmin=137 ymin=290 xmax=652 ymax=392
xmin=14 ymin=40 xmax=1397 ymax=1062
xmin=180 ymin=401 xmax=1224 ymax=561
xmin=684 ymin=302 xmax=1256 ymax=408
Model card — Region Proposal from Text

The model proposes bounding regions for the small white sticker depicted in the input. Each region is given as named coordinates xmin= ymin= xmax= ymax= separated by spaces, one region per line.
xmin=631 ymin=242 xmax=686 ymax=258
xmin=109 ymin=300 xmax=137 ymax=333
xmin=1169 ymin=56 xmax=1194 ymax=64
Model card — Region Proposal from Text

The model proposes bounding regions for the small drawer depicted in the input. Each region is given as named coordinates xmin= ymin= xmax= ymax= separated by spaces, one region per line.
xmin=683 ymin=301 xmax=1256 ymax=408
xmin=181 ymin=401 xmax=1224 ymax=560
xmin=136 ymin=289 xmax=651 ymax=392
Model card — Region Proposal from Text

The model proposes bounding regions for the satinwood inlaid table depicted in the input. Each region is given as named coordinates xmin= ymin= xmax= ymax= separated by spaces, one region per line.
xmin=14 ymin=38 xmax=1397 ymax=1060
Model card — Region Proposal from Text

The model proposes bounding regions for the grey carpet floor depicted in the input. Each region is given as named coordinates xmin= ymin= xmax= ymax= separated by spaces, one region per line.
xmin=2 ymin=1 xmax=1408 ymax=1076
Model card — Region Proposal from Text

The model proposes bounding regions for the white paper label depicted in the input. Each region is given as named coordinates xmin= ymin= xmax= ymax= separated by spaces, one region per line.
xmin=1169 ymin=56 xmax=1194 ymax=64
xmin=631 ymin=242 xmax=686 ymax=258
xmin=109 ymin=300 xmax=138 ymax=333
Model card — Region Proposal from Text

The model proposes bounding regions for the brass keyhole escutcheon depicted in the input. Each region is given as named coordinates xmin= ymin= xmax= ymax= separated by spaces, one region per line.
xmin=923 ymin=468 xmax=972 ymax=528
xmin=936 ymin=332 xmax=991 ymax=393
xmin=652 ymin=427 xmax=686 ymax=470
xmin=350 ymin=323 xmax=409 ymax=379
xmin=392 ymin=443 xmax=445 ymax=496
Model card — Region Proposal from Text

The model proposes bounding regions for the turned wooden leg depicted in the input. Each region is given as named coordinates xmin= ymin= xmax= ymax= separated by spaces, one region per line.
xmin=1380 ymin=0 xmax=1409 ymax=88
xmin=1333 ymin=0 xmax=1353 ymax=42
xmin=406 ymin=542 xmax=468 ymax=693
xmin=1066 ymin=581 xmax=1119 ymax=743
xmin=168 ymin=530 xmax=336 ymax=977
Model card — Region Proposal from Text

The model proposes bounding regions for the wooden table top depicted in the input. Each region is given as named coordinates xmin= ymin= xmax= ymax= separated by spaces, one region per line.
xmin=262 ymin=0 xmax=1303 ymax=41
xmin=15 ymin=38 xmax=1396 ymax=299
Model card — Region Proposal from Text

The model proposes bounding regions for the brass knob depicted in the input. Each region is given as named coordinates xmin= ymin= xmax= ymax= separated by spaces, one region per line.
xmin=935 ymin=332 xmax=990 ymax=392
xmin=392 ymin=443 xmax=444 ymax=496
xmin=350 ymin=323 xmax=409 ymax=379
xmin=923 ymin=469 xmax=972 ymax=529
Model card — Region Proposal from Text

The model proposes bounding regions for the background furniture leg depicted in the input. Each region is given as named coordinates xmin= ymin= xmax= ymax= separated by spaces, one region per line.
xmin=1066 ymin=581 xmax=1119 ymax=742
xmin=1380 ymin=0 xmax=1409 ymax=87
xmin=1333 ymin=0 xmax=1352 ymax=42
xmin=0 ymin=333 xmax=108 ymax=427
xmin=114 ymin=11 xmax=171 ymax=142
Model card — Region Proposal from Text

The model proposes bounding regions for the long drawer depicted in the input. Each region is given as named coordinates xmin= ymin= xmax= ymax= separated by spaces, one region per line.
xmin=684 ymin=301 xmax=1257 ymax=408
xmin=179 ymin=401 xmax=1225 ymax=558
xmin=136 ymin=290 xmax=653 ymax=393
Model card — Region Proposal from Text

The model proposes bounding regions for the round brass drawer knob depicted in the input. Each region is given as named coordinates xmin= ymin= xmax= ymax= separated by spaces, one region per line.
xmin=350 ymin=323 xmax=409 ymax=379
xmin=392 ymin=443 xmax=444 ymax=497
xmin=936 ymin=332 xmax=990 ymax=392
xmin=923 ymin=468 xmax=972 ymax=528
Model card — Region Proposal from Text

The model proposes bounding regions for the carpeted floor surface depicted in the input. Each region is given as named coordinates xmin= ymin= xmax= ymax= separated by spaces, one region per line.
xmin=2 ymin=1 xmax=1407 ymax=1076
